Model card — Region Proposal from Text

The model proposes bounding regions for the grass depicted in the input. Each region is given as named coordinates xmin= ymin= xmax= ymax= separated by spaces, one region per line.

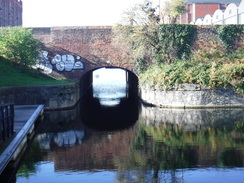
xmin=0 ymin=59 xmax=74 ymax=87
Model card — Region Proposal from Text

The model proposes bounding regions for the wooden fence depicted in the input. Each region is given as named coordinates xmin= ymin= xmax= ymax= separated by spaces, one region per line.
xmin=0 ymin=103 xmax=14 ymax=142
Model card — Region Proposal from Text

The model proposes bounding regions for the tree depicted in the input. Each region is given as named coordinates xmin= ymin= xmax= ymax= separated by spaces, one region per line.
xmin=0 ymin=27 xmax=40 ymax=66
xmin=119 ymin=0 xmax=160 ymax=26
xmin=113 ymin=0 xmax=189 ymax=72
xmin=161 ymin=0 xmax=186 ymax=23
xmin=113 ymin=0 xmax=160 ymax=72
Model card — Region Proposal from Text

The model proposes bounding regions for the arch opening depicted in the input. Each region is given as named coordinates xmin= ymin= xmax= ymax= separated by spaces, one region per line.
xmin=80 ymin=67 xmax=140 ymax=131
xmin=92 ymin=67 xmax=128 ymax=107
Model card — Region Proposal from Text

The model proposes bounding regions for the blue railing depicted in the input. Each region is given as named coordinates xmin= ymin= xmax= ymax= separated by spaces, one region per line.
xmin=0 ymin=103 xmax=14 ymax=142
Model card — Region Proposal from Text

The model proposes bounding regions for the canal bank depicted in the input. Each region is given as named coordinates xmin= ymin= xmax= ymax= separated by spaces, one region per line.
xmin=0 ymin=82 xmax=244 ymax=110
xmin=0 ymin=105 xmax=44 ymax=175
xmin=0 ymin=82 xmax=80 ymax=110
xmin=140 ymin=83 xmax=244 ymax=108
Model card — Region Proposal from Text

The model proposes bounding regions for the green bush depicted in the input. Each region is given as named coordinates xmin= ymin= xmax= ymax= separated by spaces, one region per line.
xmin=113 ymin=24 xmax=196 ymax=72
xmin=215 ymin=25 xmax=244 ymax=52
xmin=155 ymin=24 xmax=196 ymax=63
xmin=0 ymin=27 xmax=40 ymax=66
xmin=140 ymin=48 xmax=244 ymax=93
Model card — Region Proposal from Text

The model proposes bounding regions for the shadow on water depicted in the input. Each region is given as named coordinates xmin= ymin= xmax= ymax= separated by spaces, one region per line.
xmin=80 ymin=87 xmax=140 ymax=131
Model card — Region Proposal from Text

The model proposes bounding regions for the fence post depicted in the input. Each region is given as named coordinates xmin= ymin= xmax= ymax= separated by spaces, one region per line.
xmin=0 ymin=103 xmax=15 ymax=142
xmin=0 ymin=106 xmax=3 ymax=141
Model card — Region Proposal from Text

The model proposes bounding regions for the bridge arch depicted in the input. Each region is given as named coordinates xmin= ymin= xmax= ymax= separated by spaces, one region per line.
xmin=80 ymin=66 xmax=138 ymax=98
xmin=79 ymin=66 xmax=140 ymax=131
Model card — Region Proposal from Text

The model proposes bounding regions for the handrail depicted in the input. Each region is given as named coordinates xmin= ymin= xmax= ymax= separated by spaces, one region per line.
xmin=0 ymin=103 xmax=14 ymax=142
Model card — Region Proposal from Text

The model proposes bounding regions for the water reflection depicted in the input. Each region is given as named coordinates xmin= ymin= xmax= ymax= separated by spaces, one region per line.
xmin=37 ymin=130 xmax=85 ymax=149
xmin=14 ymin=106 xmax=244 ymax=183
xmin=17 ymin=107 xmax=136 ymax=174
xmin=113 ymin=107 xmax=244 ymax=182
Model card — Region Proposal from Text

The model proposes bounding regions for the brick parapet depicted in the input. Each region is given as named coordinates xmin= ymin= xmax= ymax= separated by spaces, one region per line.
xmin=32 ymin=26 xmax=134 ymax=78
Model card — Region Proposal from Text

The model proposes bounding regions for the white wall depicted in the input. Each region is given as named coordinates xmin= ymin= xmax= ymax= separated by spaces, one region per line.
xmin=239 ymin=0 xmax=244 ymax=24
xmin=224 ymin=3 xmax=238 ymax=24
xmin=212 ymin=9 xmax=224 ymax=25
xmin=194 ymin=0 xmax=244 ymax=25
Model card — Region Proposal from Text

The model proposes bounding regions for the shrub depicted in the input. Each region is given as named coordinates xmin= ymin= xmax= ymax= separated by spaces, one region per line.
xmin=215 ymin=25 xmax=244 ymax=53
xmin=140 ymin=49 xmax=244 ymax=93
xmin=0 ymin=27 xmax=40 ymax=66
xmin=155 ymin=24 xmax=196 ymax=63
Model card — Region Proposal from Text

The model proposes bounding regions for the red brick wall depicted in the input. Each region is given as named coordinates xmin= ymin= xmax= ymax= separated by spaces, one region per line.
xmin=32 ymin=26 xmax=134 ymax=79
xmin=50 ymin=26 xmax=133 ymax=69
xmin=51 ymin=26 xmax=113 ymax=63
xmin=0 ymin=0 xmax=22 ymax=26
xmin=195 ymin=4 xmax=219 ymax=18
xmin=181 ymin=3 xmax=227 ymax=23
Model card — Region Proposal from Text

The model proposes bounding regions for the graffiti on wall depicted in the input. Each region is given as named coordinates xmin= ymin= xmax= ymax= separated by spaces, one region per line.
xmin=34 ymin=51 xmax=84 ymax=75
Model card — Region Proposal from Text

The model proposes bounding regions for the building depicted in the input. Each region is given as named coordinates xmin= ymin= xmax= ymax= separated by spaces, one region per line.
xmin=180 ymin=0 xmax=242 ymax=24
xmin=0 ymin=0 xmax=23 ymax=27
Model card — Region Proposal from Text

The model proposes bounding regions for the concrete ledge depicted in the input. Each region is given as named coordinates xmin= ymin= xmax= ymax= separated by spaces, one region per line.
xmin=140 ymin=84 xmax=244 ymax=108
xmin=0 ymin=83 xmax=80 ymax=110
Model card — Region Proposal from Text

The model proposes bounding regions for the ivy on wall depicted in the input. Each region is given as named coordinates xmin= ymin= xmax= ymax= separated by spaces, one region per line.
xmin=155 ymin=24 xmax=196 ymax=63
xmin=113 ymin=24 xmax=197 ymax=72
xmin=139 ymin=24 xmax=244 ymax=94
xmin=215 ymin=25 xmax=244 ymax=52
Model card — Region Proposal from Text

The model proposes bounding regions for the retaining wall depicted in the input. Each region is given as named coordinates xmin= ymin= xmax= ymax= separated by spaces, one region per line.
xmin=140 ymin=83 xmax=244 ymax=108
xmin=1 ymin=82 xmax=243 ymax=110
xmin=0 ymin=83 xmax=80 ymax=110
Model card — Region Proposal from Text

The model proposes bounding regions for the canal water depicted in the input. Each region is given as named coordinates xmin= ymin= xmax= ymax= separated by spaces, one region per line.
xmin=10 ymin=68 xmax=244 ymax=182
xmin=15 ymin=106 xmax=244 ymax=183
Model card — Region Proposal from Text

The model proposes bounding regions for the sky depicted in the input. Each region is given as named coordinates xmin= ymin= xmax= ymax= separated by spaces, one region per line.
xmin=22 ymin=0 xmax=159 ymax=27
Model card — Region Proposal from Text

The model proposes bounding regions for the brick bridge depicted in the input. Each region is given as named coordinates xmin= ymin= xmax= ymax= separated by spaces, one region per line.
xmin=33 ymin=26 xmax=135 ymax=80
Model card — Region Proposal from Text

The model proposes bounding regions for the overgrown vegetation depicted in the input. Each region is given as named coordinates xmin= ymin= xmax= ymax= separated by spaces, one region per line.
xmin=113 ymin=0 xmax=244 ymax=93
xmin=113 ymin=0 xmax=187 ymax=71
xmin=113 ymin=24 xmax=195 ymax=71
xmin=140 ymin=45 xmax=244 ymax=93
xmin=215 ymin=24 xmax=244 ymax=52
xmin=139 ymin=25 xmax=244 ymax=93
xmin=0 ymin=27 xmax=40 ymax=66
xmin=114 ymin=2 xmax=244 ymax=93
xmin=154 ymin=24 xmax=196 ymax=63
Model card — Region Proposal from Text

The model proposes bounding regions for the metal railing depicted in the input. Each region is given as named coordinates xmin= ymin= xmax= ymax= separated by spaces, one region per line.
xmin=0 ymin=103 xmax=14 ymax=142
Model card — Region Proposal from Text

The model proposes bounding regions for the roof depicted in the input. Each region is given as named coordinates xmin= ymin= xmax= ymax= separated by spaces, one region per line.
xmin=186 ymin=0 xmax=242 ymax=5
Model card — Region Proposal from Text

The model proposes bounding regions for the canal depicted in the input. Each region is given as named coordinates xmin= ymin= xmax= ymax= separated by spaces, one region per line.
xmin=3 ymin=68 xmax=244 ymax=182
xmin=15 ymin=106 xmax=244 ymax=183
